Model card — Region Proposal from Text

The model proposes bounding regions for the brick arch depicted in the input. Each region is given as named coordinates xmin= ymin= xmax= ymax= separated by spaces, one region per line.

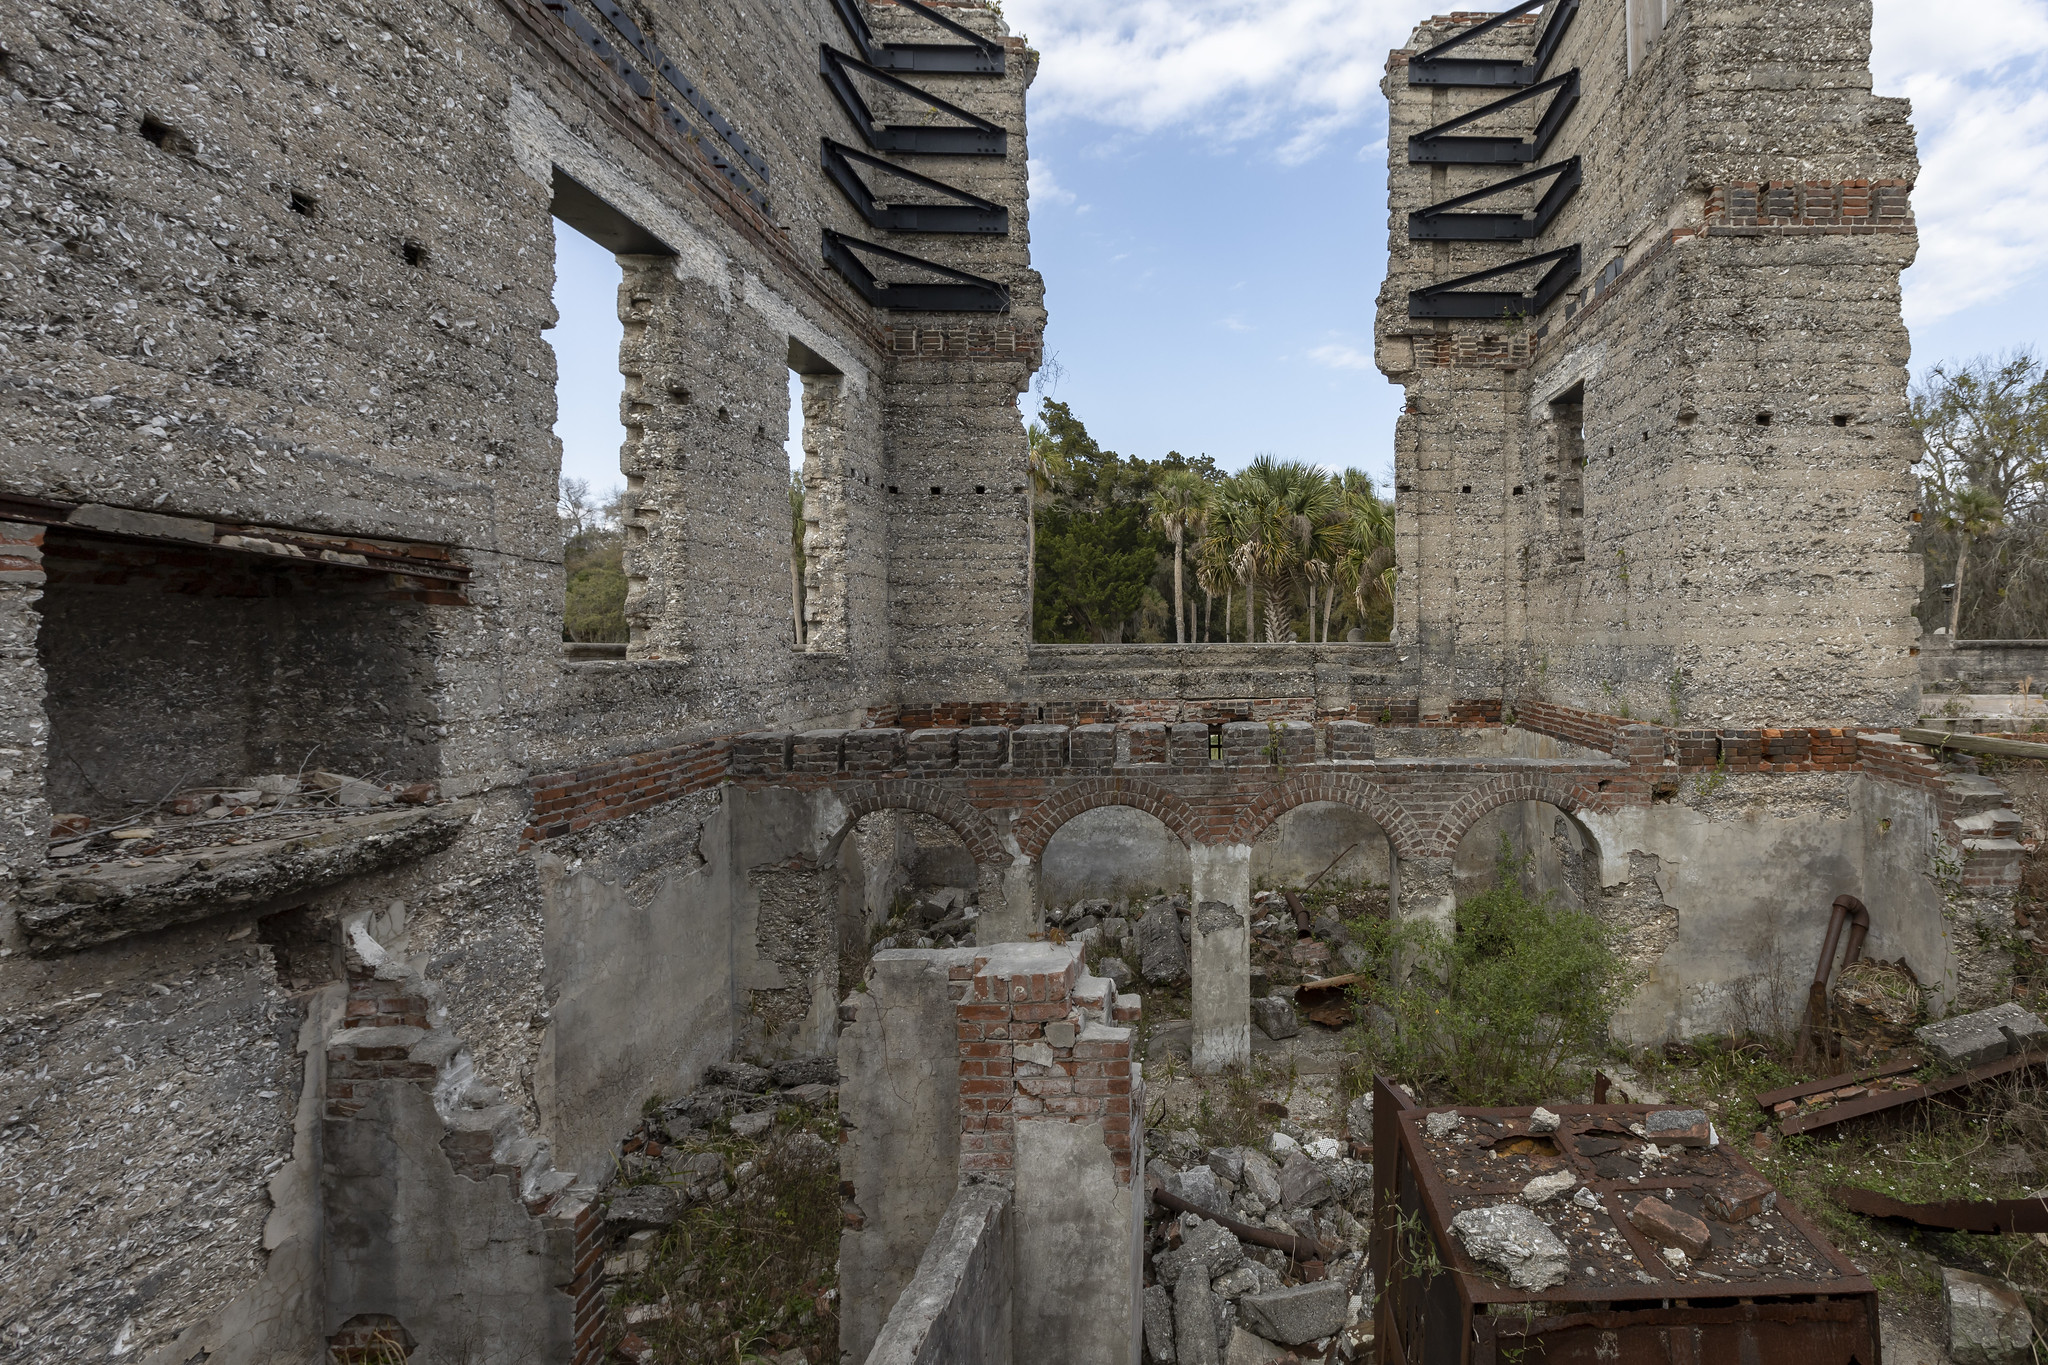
xmin=1431 ymin=774 xmax=1603 ymax=858
xmin=1014 ymin=777 xmax=1201 ymax=859
xmin=1224 ymin=771 xmax=1430 ymax=860
xmin=824 ymin=780 xmax=1007 ymax=868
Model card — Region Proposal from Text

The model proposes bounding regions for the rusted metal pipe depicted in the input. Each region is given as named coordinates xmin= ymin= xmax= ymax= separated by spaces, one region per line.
xmin=1793 ymin=894 xmax=1870 ymax=1068
xmin=1150 ymin=1185 xmax=1331 ymax=1264
xmin=1833 ymin=1184 xmax=2048 ymax=1235
xmin=1283 ymin=889 xmax=1314 ymax=938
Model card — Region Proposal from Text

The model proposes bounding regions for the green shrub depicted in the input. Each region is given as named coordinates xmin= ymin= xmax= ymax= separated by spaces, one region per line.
xmin=1348 ymin=840 xmax=1628 ymax=1105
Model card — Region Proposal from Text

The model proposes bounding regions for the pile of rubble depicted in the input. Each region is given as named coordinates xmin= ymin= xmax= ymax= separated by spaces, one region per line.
xmin=871 ymin=886 xmax=980 ymax=950
xmin=47 ymin=769 xmax=441 ymax=865
xmin=596 ymin=1058 xmax=843 ymax=1365
xmin=1141 ymin=1097 xmax=1377 ymax=1363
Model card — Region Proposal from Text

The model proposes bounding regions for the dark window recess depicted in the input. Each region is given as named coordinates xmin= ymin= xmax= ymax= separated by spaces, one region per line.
xmin=974 ymin=485 xmax=986 ymax=494
xmin=140 ymin=115 xmax=196 ymax=155
xmin=1552 ymin=382 xmax=1586 ymax=563
xmin=1755 ymin=412 xmax=1773 ymax=426
xmin=1461 ymin=485 xmax=1473 ymax=494
xmin=1208 ymin=728 xmax=1223 ymax=761
xmin=930 ymin=486 xmax=942 ymax=496
xmin=1513 ymin=485 xmax=1525 ymax=495
xmin=402 ymin=240 xmax=429 ymax=267
xmin=1011 ymin=484 xmax=1024 ymax=494
xmin=888 ymin=485 xmax=899 ymax=494
xmin=1833 ymin=414 xmax=1852 ymax=427
xmin=290 ymin=190 xmax=319 ymax=217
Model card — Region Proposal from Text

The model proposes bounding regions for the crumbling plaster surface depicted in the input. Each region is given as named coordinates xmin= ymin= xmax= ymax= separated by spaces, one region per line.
xmin=838 ymin=950 xmax=970 ymax=1365
xmin=0 ymin=923 xmax=308 ymax=1362
xmin=1012 ymin=1118 xmax=1139 ymax=1365
xmin=532 ymin=791 xmax=732 ymax=1184
xmin=1581 ymin=772 xmax=1957 ymax=1043
xmin=1041 ymin=804 xmax=1191 ymax=906
xmin=323 ymin=1080 xmax=571 ymax=1361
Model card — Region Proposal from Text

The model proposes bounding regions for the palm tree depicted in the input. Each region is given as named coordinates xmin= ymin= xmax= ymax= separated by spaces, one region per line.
xmin=1148 ymin=471 xmax=1207 ymax=644
xmin=1237 ymin=456 xmax=1339 ymax=641
xmin=1337 ymin=480 xmax=1397 ymax=639
xmin=1025 ymin=421 xmax=1068 ymax=624
xmin=1941 ymin=485 xmax=2005 ymax=639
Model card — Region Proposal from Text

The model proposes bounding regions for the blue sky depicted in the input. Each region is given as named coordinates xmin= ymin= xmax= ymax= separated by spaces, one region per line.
xmin=551 ymin=0 xmax=2048 ymax=501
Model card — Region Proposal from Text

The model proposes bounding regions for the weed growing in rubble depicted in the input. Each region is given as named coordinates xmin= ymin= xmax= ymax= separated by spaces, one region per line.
xmin=1343 ymin=841 xmax=1627 ymax=1105
xmin=607 ymin=1114 xmax=842 ymax=1364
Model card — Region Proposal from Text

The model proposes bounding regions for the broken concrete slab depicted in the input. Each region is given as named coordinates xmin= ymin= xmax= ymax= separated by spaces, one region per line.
xmin=1448 ymin=1204 xmax=1568 ymax=1291
xmin=1945 ymin=1266 xmax=2034 ymax=1365
xmin=1234 ymin=1280 xmax=1347 ymax=1347
xmin=1143 ymin=1284 xmax=1176 ymax=1365
xmin=16 ymin=802 xmax=472 ymax=954
xmin=1140 ymin=900 xmax=1190 ymax=984
xmin=1917 ymin=1003 xmax=2048 ymax=1070
xmin=1249 ymin=995 xmax=1299 ymax=1041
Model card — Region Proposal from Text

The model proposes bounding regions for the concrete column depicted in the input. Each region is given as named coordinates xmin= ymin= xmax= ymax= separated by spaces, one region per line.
xmin=1393 ymin=853 xmax=1456 ymax=931
xmin=1189 ymin=843 xmax=1251 ymax=1074
xmin=981 ymin=849 xmax=1039 ymax=945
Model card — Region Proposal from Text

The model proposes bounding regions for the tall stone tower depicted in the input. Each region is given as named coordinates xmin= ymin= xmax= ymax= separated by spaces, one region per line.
xmin=1377 ymin=0 xmax=1922 ymax=728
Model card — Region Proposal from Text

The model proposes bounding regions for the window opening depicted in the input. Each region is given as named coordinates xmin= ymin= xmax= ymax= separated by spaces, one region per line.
xmin=547 ymin=174 xmax=662 ymax=653
xmin=1627 ymin=0 xmax=1677 ymax=73
xmin=788 ymin=338 xmax=848 ymax=653
xmin=1551 ymin=383 xmax=1586 ymax=563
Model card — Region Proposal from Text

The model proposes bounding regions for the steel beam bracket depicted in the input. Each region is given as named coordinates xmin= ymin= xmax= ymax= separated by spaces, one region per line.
xmin=821 ymin=229 xmax=1009 ymax=312
xmin=819 ymin=45 xmax=1008 ymax=156
xmin=1409 ymin=157 xmax=1581 ymax=241
xmin=1407 ymin=0 xmax=1579 ymax=87
xmin=829 ymin=0 xmax=1006 ymax=74
xmin=1407 ymin=244 xmax=1581 ymax=320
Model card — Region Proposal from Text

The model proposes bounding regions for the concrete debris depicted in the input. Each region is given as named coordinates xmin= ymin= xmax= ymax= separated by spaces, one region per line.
xmin=1210 ymin=1265 xmax=1263 ymax=1300
xmin=1643 ymin=1109 xmax=1713 ymax=1148
xmin=1144 ymin=1284 xmax=1177 ymax=1365
xmin=1098 ymin=955 xmax=1135 ymax=990
xmin=1171 ymin=1165 xmax=1226 ymax=1215
xmin=1174 ymin=1267 xmax=1221 ymax=1365
xmin=1207 ymin=1147 xmax=1247 ymax=1184
xmin=1140 ymin=900 xmax=1191 ymax=984
xmin=1156 ymin=1219 xmax=1245 ymax=1285
xmin=1223 ymin=1326 xmax=1292 ymax=1365
xmin=1277 ymin=1154 xmax=1331 ymax=1209
xmin=769 ymin=1056 xmax=838 ymax=1088
xmin=1448 ymin=1204 xmax=1570 ymax=1291
xmin=705 ymin=1062 xmax=773 ymax=1092
xmin=1424 ymin=1111 xmax=1461 ymax=1140
xmin=1521 ymin=1170 xmax=1577 ymax=1205
xmin=1944 ymin=1267 xmax=2035 ymax=1365
xmin=782 ymin=1082 xmax=835 ymax=1108
xmin=1628 ymin=1197 xmax=1712 ymax=1259
xmin=1528 ymin=1107 xmax=1560 ymax=1135
xmin=305 ymin=770 xmax=399 ymax=806
xmin=605 ymin=1186 xmax=684 ymax=1231
xmin=1346 ymin=1094 xmax=1373 ymax=1143
xmin=730 ymin=1111 xmax=775 ymax=1139
xmin=1917 ymin=1003 xmax=2048 ymax=1070
xmin=1240 ymin=1151 xmax=1282 ymax=1208
xmin=1250 ymin=994 xmax=1299 ymax=1040
xmin=1235 ymin=1280 xmax=1348 ymax=1347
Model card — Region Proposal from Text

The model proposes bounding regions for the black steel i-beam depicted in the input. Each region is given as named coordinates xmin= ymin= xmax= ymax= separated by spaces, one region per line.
xmin=1407 ymin=0 xmax=1579 ymax=87
xmin=819 ymin=45 xmax=1008 ymax=156
xmin=1408 ymin=158 xmax=1581 ymax=241
xmin=822 ymin=140 xmax=1009 ymax=234
xmin=829 ymin=0 xmax=1006 ymax=74
xmin=1408 ymin=244 xmax=1582 ymax=320
xmin=821 ymin=229 xmax=1010 ymax=312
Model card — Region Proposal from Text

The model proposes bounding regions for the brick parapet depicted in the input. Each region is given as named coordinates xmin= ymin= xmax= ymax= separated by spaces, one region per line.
xmin=949 ymin=942 xmax=1139 ymax=1184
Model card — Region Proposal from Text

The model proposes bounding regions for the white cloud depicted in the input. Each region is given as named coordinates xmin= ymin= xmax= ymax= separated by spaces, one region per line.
xmin=1872 ymin=0 xmax=2048 ymax=325
xmin=1308 ymin=343 xmax=1376 ymax=371
xmin=1005 ymin=0 xmax=1418 ymax=160
xmin=1028 ymin=157 xmax=1077 ymax=212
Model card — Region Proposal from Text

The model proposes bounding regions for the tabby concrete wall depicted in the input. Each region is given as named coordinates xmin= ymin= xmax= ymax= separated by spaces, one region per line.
xmin=0 ymin=0 xmax=1043 ymax=1358
xmin=1378 ymin=0 xmax=1921 ymax=728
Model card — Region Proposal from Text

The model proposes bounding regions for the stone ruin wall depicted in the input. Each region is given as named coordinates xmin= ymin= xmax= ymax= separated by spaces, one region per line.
xmin=1377 ymin=0 xmax=1923 ymax=728
xmin=0 ymin=0 xmax=1044 ymax=1358
xmin=0 ymin=0 xmax=2016 ymax=1361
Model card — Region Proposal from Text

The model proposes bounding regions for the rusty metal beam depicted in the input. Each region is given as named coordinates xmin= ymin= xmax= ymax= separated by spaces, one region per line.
xmin=1834 ymin=1185 xmax=2048 ymax=1235
xmin=1777 ymin=1049 xmax=2045 ymax=1137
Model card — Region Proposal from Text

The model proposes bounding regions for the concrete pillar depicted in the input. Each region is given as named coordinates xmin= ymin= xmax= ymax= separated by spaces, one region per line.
xmin=1189 ymin=843 xmax=1251 ymax=1074
xmin=982 ymin=850 xmax=1039 ymax=945
xmin=1393 ymin=853 xmax=1456 ymax=931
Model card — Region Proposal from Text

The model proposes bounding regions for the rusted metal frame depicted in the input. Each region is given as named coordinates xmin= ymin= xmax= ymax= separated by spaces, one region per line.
xmin=1755 ymin=1058 xmax=1920 ymax=1111
xmin=1282 ymin=888 xmax=1314 ymax=936
xmin=1778 ymin=1048 xmax=2045 ymax=1137
xmin=1397 ymin=1103 xmax=1870 ymax=1303
xmin=1793 ymin=894 xmax=1870 ymax=1067
xmin=1833 ymin=1184 xmax=2048 ymax=1234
